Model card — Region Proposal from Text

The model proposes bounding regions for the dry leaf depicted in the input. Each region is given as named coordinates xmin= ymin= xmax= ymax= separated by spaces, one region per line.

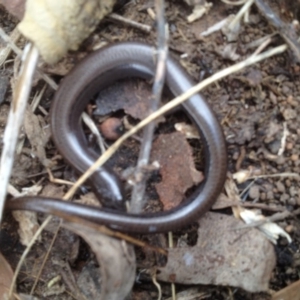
xmin=240 ymin=209 xmax=292 ymax=244
xmin=63 ymin=222 xmax=136 ymax=300
xmin=11 ymin=183 xmax=42 ymax=246
xmin=24 ymin=108 xmax=51 ymax=167
xmin=94 ymin=79 xmax=161 ymax=121
xmin=158 ymin=212 xmax=276 ymax=292
xmin=151 ymin=132 xmax=204 ymax=210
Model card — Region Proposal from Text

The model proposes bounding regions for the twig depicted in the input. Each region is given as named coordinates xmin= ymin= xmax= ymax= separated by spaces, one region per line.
xmin=221 ymin=0 xmax=247 ymax=5
xmin=232 ymin=208 xmax=300 ymax=230
xmin=0 ymin=27 xmax=20 ymax=66
xmin=0 ymin=26 xmax=57 ymax=90
xmin=249 ymin=172 xmax=300 ymax=180
xmin=0 ymin=43 xmax=39 ymax=224
xmin=81 ymin=112 xmax=106 ymax=154
xmin=228 ymin=0 xmax=254 ymax=32
xmin=255 ymin=0 xmax=300 ymax=61
xmin=108 ymin=13 xmax=152 ymax=33
xmin=8 ymin=215 xmax=52 ymax=298
xmin=152 ymin=273 xmax=162 ymax=300
xmin=30 ymin=221 xmax=61 ymax=294
xmin=130 ymin=0 xmax=168 ymax=213
xmin=278 ymin=122 xmax=288 ymax=156
xmin=168 ymin=232 xmax=176 ymax=300
xmin=64 ymin=44 xmax=287 ymax=201
xmin=251 ymin=36 xmax=272 ymax=56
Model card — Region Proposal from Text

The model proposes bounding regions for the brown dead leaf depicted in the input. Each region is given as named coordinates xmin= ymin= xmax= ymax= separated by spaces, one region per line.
xmin=77 ymin=192 xmax=100 ymax=207
xmin=151 ymin=132 xmax=204 ymax=210
xmin=24 ymin=108 xmax=51 ymax=167
xmin=63 ymin=222 xmax=136 ymax=300
xmin=11 ymin=184 xmax=42 ymax=246
xmin=157 ymin=212 xmax=276 ymax=292
xmin=0 ymin=252 xmax=14 ymax=299
xmin=41 ymin=183 xmax=65 ymax=199
xmin=94 ymin=79 xmax=155 ymax=120
xmin=272 ymin=279 xmax=300 ymax=300
xmin=12 ymin=210 xmax=40 ymax=246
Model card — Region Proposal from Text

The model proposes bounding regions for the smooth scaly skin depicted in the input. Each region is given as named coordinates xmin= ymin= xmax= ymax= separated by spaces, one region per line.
xmin=6 ymin=42 xmax=227 ymax=233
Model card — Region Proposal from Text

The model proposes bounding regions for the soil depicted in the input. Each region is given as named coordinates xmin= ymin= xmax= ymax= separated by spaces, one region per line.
xmin=0 ymin=0 xmax=300 ymax=299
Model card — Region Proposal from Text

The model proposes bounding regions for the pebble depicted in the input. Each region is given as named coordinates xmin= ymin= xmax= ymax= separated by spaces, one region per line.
xmin=99 ymin=117 xmax=123 ymax=140
xmin=282 ymin=108 xmax=297 ymax=120
xmin=266 ymin=191 xmax=274 ymax=200
xmin=285 ymin=224 xmax=294 ymax=233
xmin=290 ymin=154 xmax=299 ymax=161
xmin=267 ymin=140 xmax=281 ymax=154
xmin=249 ymin=185 xmax=260 ymax=199
xmin=260 ymin=192 xmax=266 ymax=200
xmin=275 ymin=156 xmax=286 ymax=165
xmin=276 ymin=181 xmax=285 ymax=193
xmin=287 ymin=197 xmax=296 ymax=206
xmin=289 ymin=186 xmax=297 ymax=197
xmin=287 ymin=95 xmax=298 ymax=107
xmin=286 ymin=142 xmax=293 ymax=150
xmin=280 ymin=193 xmax=289 ymax=203
xmin=281 ymin=85 xmax=291 ymax=96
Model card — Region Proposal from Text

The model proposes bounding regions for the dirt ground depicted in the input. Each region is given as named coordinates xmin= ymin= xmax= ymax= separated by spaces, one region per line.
xmin=1 ymin=0 xmax=300 ymax=299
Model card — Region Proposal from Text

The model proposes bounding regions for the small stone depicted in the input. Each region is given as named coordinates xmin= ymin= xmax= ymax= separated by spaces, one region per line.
xmin=287 ymin=95 xmax=298 ymax=107
xmin=99 ymin=117 xmax=123 ymax=140
xmin=260 ymin=192 xmax=266 ymax=200
xmin=289 ymin=186 xmax=297 ymax=197
xmin=290 ymin=154 xmax=299 ymax=161
xmin=281 ymin=85 xmax=291 ymax=96
xmin=249 ymin=185 xmax=260 ymax=199
xmin=286 ymin=142 xmax=293 ymax=150
xmin=267 ymin=140 xmax=281 ymax=154
xmin=282 ymin=108 xmax=297 ymax=120
xmin=280 ymin=193 xmax=289 ymax=203
xmin=276 ymin=181 xmax=285 ymax=193
xmin=266 ymin=191 xmax=274 ymax=200
xmin=269 ymin=92 xmax=277 ymax=104
xmin=275 ymin=156 xmax=286 ymax=165
xmin=285 ymin=225 xmax=294 ymax=233
xmin=287 ymin=197 xmax=296 ymax=206
xmin=232 ymin=151 xmax=239 ymax=160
